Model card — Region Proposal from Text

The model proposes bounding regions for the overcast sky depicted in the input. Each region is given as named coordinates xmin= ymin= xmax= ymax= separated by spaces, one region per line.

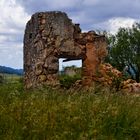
xmin=0 ymin=0 xmax=140 ymax=69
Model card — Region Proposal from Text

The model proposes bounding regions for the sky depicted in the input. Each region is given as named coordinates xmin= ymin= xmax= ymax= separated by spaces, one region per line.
xmin=0 ymin=0 xmax=140 ymax=69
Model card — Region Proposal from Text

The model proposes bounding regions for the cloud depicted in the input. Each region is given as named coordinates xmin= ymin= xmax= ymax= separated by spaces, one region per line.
xmin=16 ymin=0 xmax=140 ymax=21
xmin=0 ymin=42 xmax=23 ymax=68
xmin=90 ymin=17 xmax=139 ymax=34
xmin=16 ymin=0 xmax=82 ymax=14
xmin=0 ymin=0 xmax=30 ymax=68
xmin=16 ymin=0 xmax=140 ymax=32
xmin=0 ymin=0 xmax=30 ymax=33
xmin=1 ymin=0 xmax=140 ymax=68
xmin=108 ymin=17 xmax=139 ymax=34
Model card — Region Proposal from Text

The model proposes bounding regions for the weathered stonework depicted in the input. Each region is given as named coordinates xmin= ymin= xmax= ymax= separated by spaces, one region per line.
xmin=24 ymin=11 xmax=107 ymax=89
xmin=96 ymin=63 xmax=140 ymax=93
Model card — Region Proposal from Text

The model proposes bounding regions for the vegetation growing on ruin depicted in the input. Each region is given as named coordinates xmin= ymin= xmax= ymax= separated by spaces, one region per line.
xmin=0 ymin=75 xmax=140 ymax=140
xmin=0 ymin=22 xmax=140 ymax=140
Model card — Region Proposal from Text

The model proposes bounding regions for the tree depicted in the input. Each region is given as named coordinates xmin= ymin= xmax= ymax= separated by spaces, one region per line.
xmin=106 ymin=23 xmax=140 ymax=82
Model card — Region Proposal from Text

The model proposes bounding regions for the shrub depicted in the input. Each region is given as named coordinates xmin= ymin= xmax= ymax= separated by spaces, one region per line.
xmin=59 ymin=74 xmax=81 ymax=89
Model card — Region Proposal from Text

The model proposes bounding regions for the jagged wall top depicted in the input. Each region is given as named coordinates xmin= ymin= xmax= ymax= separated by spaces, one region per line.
xmin=24 ymin=11 xmax=107 ymax=89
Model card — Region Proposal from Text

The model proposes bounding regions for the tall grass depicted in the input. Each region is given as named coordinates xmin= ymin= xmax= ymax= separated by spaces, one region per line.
xmin=0 ymin=81 xmax=140 ymax=140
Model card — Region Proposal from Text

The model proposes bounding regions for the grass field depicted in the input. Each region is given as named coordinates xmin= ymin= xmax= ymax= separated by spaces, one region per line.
xmin=0 ymin=73 xmax=22 ymax=84
xmin=0 ymin=76 xmax=140 ymax=140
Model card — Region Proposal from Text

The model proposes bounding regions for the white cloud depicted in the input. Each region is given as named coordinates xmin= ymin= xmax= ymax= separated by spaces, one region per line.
xmin=108 ymin=17 xmax=137 ymax=34
xmin=0 ymin=43 xmax=23 ymax=68
xmin=0 ymin=0 xmax=30 ymax=68
xmin=91 ymin=17 xmax=139 ymax=34
xmin=1 ymin=0 xmax=140 ymax=68
xmin=0 ymin=0 xmax=30 ymax=33
xmin=0 ymin=36 xmax=7 ymax=43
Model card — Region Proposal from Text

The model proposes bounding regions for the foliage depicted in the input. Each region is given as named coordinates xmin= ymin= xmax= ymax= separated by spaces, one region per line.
xmin=0 ymin=79 xmax=140 ymax=140
xmin=110 ymin=76 xmax=124 ymax=91
xmin=59 ymin=74 xmax=81 ymax=89
xmin=106 ymin=23 xmax=140 ymax=82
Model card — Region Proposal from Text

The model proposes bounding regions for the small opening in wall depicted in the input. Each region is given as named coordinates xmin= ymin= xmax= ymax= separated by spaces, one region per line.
xmin=59 ymin=58 xmax=82 ymax=88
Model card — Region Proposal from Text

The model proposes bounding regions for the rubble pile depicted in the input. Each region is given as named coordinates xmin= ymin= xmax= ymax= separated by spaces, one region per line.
xmin=96 ymin=63 xmax=140 ymax=93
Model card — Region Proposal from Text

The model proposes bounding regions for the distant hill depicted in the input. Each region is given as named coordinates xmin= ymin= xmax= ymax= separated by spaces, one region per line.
xmin=0 ymin=66 xmax=23 ymax=75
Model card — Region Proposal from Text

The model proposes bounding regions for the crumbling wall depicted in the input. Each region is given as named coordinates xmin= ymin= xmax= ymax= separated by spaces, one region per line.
xmin=24 ymin=11 xmax=107 ymax=89
xmin=95 ymin=63 xmax=140 ymax=93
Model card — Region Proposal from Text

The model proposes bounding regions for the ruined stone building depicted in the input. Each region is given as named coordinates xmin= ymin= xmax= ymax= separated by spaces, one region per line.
xmin=24 ymin=11 xmax=107 ymax=89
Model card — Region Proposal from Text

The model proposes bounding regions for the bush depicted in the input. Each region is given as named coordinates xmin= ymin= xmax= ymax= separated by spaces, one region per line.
xmin=59 ymin=74 xmax=81 ymax=89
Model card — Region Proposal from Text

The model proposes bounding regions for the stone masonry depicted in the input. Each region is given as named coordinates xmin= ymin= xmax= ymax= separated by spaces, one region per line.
xmin=24 ymin=11 xmax=107 ymax=89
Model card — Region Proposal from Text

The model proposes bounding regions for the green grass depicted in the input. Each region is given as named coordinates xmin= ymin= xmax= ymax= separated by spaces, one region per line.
xmin=0 ymin=73 xmax=22 ymax=84
xmin=59 ymin=74 xmax=81 ymax=89
xmin=0 ymin=80 xmax=140 ymax=139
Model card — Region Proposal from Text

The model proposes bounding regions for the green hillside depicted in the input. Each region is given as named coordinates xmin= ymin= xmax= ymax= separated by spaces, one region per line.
xmin=0 ymin=66 xmax=23 ymax=75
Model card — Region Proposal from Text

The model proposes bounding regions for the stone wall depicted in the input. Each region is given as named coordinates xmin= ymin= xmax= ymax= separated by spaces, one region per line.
xmin=24 ymin=11 xmax=107 ymax=89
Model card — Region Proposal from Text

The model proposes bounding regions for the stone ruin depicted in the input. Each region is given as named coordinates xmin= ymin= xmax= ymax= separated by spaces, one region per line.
xmin=24 ymin=11 xmax=108 ymax=89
